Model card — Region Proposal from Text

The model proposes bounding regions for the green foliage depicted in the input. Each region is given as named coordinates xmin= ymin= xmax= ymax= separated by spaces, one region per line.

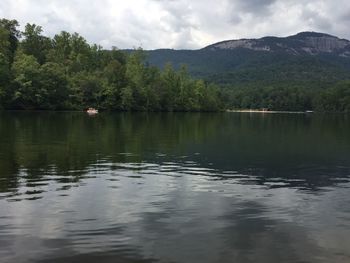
xmin=221 ymin=82 xmax=350 ymax=112
xmin=21 ymin=24 xmax=52 ymax=64
xmin=0 ymin=27 xmax=10 ymax=59
xmin=0 ymin=53 xmax=9 ymax=107
xmin=145 ymin=47 xmax=350 ymax=87
xmin=38 ymin=62 xmax=69 ymax=109
xmin=0 ymin=51 xmax=10 ymax=87
xmin=1 ymin=18 xmax=349 ymax=112
xmin=69 ymin=72 xmax=103 ymax=109
xmin=145 ymin=46 xmax=350 ymax=112
xmin=222 ymin=85 xmax=313 ymax=111
xmin=0 ymin=19 xmax=20 ymax=64
xmin=313 ymin=81 xmax=350 ymax=112
xmin=0 ymin=19 xmax=222 ymax=112
xmin=11 ymin=51 xmax=41 ymax=109
xmin=0 ymin=21 xmax=16 ymax=107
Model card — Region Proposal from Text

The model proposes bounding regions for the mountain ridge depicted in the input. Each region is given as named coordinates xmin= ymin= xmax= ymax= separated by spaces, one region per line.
xmin=203 ymin=31 xmax=350 ymax=57
xmin=140 ymin=31 xmax=350 ymax=87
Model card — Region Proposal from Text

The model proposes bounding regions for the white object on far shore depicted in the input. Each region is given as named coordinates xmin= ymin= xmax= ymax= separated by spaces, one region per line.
xmin=86 ymin=108 xmax=98 ymax=115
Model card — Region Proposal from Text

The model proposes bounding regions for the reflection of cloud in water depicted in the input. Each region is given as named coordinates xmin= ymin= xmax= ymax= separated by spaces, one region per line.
xmin=3 ymin=161 xmax=350 ymax=262
xmin=1 ymin=113 xmax=350 ymax=262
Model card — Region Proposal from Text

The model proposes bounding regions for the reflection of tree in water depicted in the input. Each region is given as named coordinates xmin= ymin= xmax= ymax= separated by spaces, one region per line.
xmin=1 ymin=112 xmax=350 ymax=195
xmin=0 ymin=112 xmax=220 ymax=195
xmin=1 ymin=112 xmax=350 ymax=262
xmin=188 ymin=113 xmax=350 ymax=190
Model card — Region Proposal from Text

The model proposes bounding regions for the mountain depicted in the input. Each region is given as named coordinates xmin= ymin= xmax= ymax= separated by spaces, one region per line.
xmin=205 ymin=32 xmax=350 ymax=57
xmin=143 ymin=32 xmax=350 ymax=87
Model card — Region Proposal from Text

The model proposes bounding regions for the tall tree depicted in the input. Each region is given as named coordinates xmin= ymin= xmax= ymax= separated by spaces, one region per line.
xmin=21 ymin=23 xmax=51 ymax=64
xmin=0 ymin=27 xmax=11 ymax=105
xmin=11 ymin=51 xmax=41 ymax=109
xmin=0 ymin=19 xmax=20 ymax=64
xmin=38 ymin=62 xmax=69 ymax=109
xmin=0 ymin=19 xmax=224 ymax=112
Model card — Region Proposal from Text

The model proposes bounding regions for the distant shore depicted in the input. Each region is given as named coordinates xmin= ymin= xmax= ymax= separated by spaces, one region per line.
xmin=227 ymin=109 xmax=311 ymax=114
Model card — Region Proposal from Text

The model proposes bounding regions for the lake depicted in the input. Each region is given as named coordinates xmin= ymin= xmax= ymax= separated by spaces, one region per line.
xmin=0 ymin=112 xmax=350 ymax=263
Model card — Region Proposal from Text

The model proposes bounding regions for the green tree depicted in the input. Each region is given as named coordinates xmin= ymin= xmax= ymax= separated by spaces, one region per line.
xmin=11 ymin=51 xmax=41 ymax=109
xmin=21 ymin=23 xmax=52 ymax=64
xmin=0 ymin=28 xmax=11 ymax=106
xmin=38 ymin=62 xmax=69 ymax=109
xmin=69 ymin=72 xmax=102 ymax=109
xmin=99 ymin=59 xmax=126 ymax=110
xmin=47 ymin=31 xmax=72 ymax=65
xmin=120 ymin=86 xmax=134 ymax=110
xmin=160 ymin=63 xmax=178 ymax=110
xmin=0 ymin=19 xmax=20 ymax=64
xmin=0 ymin=53 xmax=10 ymax=107
xmin=125 ymin=49 xmax=148 ymax=110
xmin=0 ymin=19 xmax=225 ymax=112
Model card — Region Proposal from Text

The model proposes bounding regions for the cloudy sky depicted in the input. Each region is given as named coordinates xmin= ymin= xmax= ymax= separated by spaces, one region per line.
xmin=0 ymin=0 xmax=349 ymax=49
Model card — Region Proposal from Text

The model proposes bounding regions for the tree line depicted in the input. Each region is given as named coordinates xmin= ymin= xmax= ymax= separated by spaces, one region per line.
xmin=0 ymin=18 xmax=350 ymax=112
xmin=221 ymin=82 xmax=350 ymax=112
xmin=0 ymin=19 xmax=222 ymax=111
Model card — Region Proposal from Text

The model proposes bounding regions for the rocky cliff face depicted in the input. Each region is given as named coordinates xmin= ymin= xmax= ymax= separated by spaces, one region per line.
xmin=205 ymin=32 xmax=350 ymax=57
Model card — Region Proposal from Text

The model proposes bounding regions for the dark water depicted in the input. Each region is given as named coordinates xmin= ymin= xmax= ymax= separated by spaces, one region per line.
xmin=1 ymin=112 xmax=350 ymax=263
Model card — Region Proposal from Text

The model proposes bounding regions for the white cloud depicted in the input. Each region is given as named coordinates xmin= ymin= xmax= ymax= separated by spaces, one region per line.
xmin=0 ymin=0 xmax=349 ymax=49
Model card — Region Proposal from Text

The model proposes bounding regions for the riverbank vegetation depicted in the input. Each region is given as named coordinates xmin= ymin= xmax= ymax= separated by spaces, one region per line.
xmin=0 ymin=19 xmax=350 ymax=112
xmin=0 ymin=19 xmax=222 ymax=111
xmin=221 ymin=82 xmax=350 ymax=112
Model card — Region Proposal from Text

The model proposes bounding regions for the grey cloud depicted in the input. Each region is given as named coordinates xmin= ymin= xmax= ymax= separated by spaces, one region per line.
xmin=0 ymin=0 xmax=350 ymax=49
xmin=340 ymin=10 xmax=350 ymax=22
xmin=301 ymin=8 xmax=332 ymax=32
xmin=233 ymin=0 xmax=277 ymax=16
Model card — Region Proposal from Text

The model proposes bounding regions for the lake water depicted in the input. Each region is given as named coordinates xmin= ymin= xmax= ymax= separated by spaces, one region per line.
xmin=1 ymin=112 xmax=350 ymax=263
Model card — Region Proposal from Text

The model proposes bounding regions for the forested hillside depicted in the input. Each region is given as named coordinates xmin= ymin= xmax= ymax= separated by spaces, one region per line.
xmin=1 ymin=19 xmax=350 ymax=112
xmin=146 ymin=32 xmax=350 ymax=86
xmin=0 ymin=19 xmax=222 ymax=111
xmin=143 ymin=32 xmax=350 ymax=112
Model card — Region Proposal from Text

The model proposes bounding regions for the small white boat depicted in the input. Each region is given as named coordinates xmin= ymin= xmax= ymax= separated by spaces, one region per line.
xmin=86 ymin=108 xmax=98 ymax=114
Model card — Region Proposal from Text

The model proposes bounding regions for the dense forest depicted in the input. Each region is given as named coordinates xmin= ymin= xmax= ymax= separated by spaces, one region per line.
xmin=0 ymin=19 xmax=222 ymax=111
xmin=221 ymin=81 xmax=350 ymax=112
xmin=0 ymin=18 xmax=350 ymax=112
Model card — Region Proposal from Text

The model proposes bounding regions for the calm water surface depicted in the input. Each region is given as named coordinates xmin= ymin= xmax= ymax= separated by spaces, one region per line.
xmin=0 ymin=112 xmax=350 ymax=263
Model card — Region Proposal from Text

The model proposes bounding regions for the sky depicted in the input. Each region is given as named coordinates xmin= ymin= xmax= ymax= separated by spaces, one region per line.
xmin=0 ymin=0 xmax=349 ymax=50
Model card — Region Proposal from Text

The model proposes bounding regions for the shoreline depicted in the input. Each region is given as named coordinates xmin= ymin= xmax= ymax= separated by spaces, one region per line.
xmin=227 ymin=109 xmax=310 ymax=114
